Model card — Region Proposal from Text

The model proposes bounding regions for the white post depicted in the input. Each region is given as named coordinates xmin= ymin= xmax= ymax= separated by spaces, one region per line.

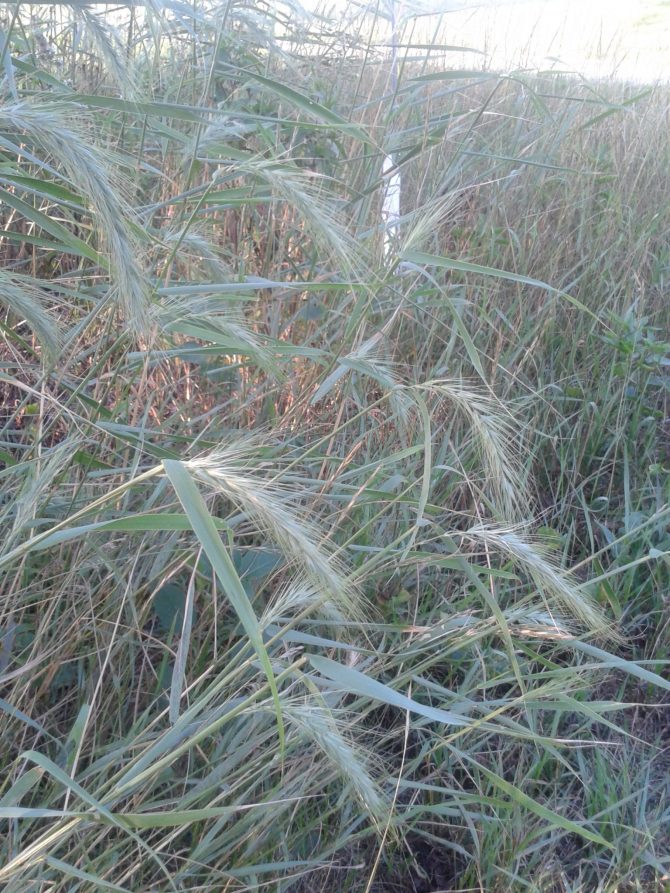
xmin=381 ymin=0 xmax=402 ymax=257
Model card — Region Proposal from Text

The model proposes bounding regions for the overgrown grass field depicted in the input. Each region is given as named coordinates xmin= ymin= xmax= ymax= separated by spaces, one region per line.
xmin=0 ymin=3 xmax=668 ymax=891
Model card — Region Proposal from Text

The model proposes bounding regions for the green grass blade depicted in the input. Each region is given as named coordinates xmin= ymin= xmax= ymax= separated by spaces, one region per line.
xmin=402 ymin=250 xmax=599 ymax=319
xmin=457 ymin=752 xmax=614 ymax=849
xmin=569 ymin=641 xmax=670 ymax=692
xmin=310 ymin=655 xmax=472 ymax=727
xmin=44 ymin=858 xmax=132 ymax=893
xmin=162 ymin=460 xmax=285 ymax=751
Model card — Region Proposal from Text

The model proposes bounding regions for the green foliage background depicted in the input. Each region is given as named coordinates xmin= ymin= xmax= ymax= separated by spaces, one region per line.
xmin=0 ymin=3 xmax=668 ymax=891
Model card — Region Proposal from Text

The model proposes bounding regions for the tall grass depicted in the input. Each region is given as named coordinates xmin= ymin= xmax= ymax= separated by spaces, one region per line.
xmin=0 ymin=2 xmax=668 ymax=891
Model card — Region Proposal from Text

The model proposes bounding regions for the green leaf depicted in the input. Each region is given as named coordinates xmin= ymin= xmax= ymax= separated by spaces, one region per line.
xmin=219 ymin=69 xmax=371 ymax=144
xmin=410 ymin=70 xmax=493 ymax=83
xmin=402 ymin=250 xmax=598 ymax=319
xmin=310 ymin=655 xmax=472 ymax=727
xmin=16 ymin=751 xmax=176 ymax=890
xmin=27 ymin=513 xmax=231 ymax=551
xmin=0 ymin=767 xmax=44 ymax=807
xmin=169 ymin=575 xmax=195 ymax=724
xmin=152 ymin=583 xmax=187 ymax=634
xmin=458 ymin=752 xmax=614 ymax=849
xmin=63 ymin=703 xmax=90 ymax=772
xmin=0 ymin=697 xmax=57 ymax=742
xmin=569 ymin=640 xmax=670 ymax=691
xmin=0 ymin=187 xmax=100 ymax=263
xmin=44 ymin=857 xmax=132 ymax=892
xmin=162 ymin=460 xmax=285 ymax=751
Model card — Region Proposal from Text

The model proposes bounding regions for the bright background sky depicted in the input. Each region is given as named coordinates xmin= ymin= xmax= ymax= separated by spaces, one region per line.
xmin=308 ymin=0 xmax=670 ymax=82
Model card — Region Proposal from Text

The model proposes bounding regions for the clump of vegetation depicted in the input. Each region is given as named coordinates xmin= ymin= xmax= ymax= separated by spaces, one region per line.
xmin=0 ymin=3 xmax=668 ymax=891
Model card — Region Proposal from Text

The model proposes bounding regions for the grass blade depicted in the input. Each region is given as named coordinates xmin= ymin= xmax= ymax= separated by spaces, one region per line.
xmin=162 ymin=459 xmax=285 ymax=751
